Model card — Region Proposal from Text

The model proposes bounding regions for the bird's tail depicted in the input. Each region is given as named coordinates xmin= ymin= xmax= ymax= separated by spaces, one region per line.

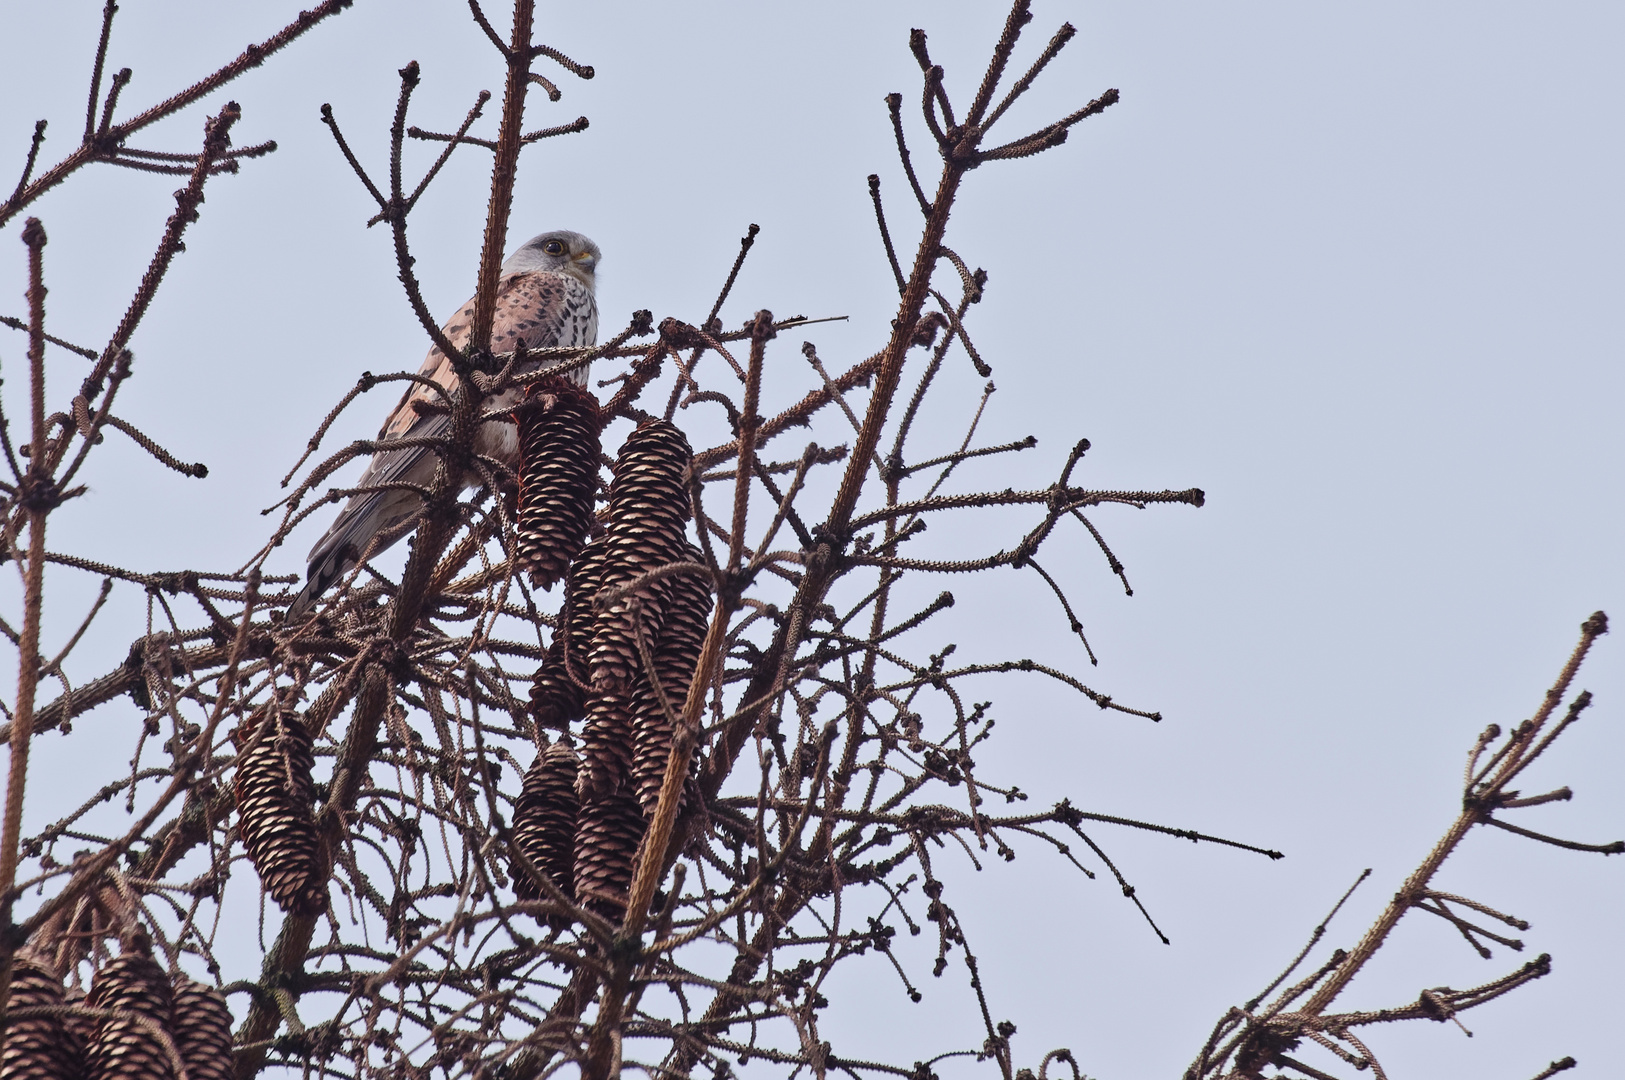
xmin=285 ymin=539 xmax=355 ymax=623
xmin=285 ymin=487 xmax=423 ymax=622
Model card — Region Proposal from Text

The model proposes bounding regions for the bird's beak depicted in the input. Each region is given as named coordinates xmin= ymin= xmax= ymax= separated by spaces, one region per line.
xmin=572 ymin=251 xmax=597 ymax=271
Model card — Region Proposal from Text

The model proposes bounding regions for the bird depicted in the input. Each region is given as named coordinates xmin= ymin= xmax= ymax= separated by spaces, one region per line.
xmin=287 ymin=229 xmax=600 ymax=620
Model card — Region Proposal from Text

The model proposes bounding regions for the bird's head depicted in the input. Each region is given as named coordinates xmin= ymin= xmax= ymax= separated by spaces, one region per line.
xmin=503 ymin=229 xmax=601 ymax=288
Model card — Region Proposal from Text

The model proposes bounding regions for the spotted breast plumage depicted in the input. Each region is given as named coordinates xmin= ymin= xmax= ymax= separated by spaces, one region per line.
xmin=289 ymin=229 xmax=600 ymax=619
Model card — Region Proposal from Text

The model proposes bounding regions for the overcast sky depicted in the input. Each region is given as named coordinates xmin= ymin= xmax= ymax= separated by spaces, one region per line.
xmin=1 ymin=3 xmax=1621 ymax=1078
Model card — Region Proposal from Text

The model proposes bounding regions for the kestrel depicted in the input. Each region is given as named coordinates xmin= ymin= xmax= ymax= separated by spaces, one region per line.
xmin=288 ymin=229 xmax=600 ymax=618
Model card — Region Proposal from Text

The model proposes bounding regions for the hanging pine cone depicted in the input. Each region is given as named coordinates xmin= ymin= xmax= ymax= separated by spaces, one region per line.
xmin=560 ymin=534 xmax=610 ymax=684
xmin=573 ymin=787 xmax=646 ymax=921
xmin=1 ymin=957 xmax=83 ymax=1080
xmin=530 ymin=629 xmax=583 ymax=732
xmin=629 ymin=553 xmax=713 ymax=815
xmin=588 ymin=420 xmax=694 ymax=692
xmin=168 ymin=977 xmax=233 ymax=1080
xmin=85 ymin=947 xmax=174 ymax=1080
xmin=511 ymin=742 xmax=580 ymax=927
xmin=515 ymin=376 xmax=602 ymax=590
xmin=233 ymin=709 xmax=326 ymax=917
xmin=60 ymin=987 xmax=96 ymax=1065
xmin=530 ymin=534 xmax=610 ymax=730
xmin=576 ymin=689 xmax=634 ymax=801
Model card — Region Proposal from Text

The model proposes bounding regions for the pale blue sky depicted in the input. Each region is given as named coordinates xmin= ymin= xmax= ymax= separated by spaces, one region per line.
xmin=1 ymin=3 xmax=1620 ymax=1077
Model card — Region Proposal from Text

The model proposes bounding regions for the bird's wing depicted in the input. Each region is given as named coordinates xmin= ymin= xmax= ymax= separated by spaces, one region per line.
xmin=374 ymin=293 xmax=477 ymax=444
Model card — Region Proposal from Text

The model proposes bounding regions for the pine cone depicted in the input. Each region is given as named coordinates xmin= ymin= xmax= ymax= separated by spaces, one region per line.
xmin=168 ymin=977 xmax=233 ymax=1080
xmin=515 ymin=376 xmax=602 ymax=590
xmin=573 ymin=787 xmax=646 ymax=921
xmin=629 ymin=553 xmax=712 ymax=815
xmin=560 ymin=535 xmax=610 ymax=684
xmin=85 ymin=950 xmax=174 ymax=1080
xmin=577 ymin=689 xmax=634 ymax=801
xmin=60 ymin=987 xmax=96 ymax=1064
xmin=529 ymin=629 xmax=583 ymax=731
xmin=233 ymin=709 xmax=326 ymax=917
xmin=512 ymin=742 xmax=580 ymax=926
xmin=530 ymin=534 xmax=611 ymax=730
xmin=1 ymin=957 xmax=83 ymax=1080
xmin=588 ymin=420 xmax=694 ymax=692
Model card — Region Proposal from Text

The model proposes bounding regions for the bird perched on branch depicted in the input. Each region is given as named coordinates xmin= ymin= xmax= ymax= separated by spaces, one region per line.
xmin=288 ymin=229 xmax=600 ymax=619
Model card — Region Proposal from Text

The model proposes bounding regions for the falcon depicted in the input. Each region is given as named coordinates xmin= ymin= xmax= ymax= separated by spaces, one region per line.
xmin=288 ymin=229 xmax=600 ymax=619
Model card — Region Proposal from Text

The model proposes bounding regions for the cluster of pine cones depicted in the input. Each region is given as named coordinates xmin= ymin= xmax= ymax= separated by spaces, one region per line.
xmin=514 ymin=383 xmax=712 ymax=922
xmin=1 ymin=942 xmax=234 ymax=1080
xmin=227 ymin=378 xmax=712 ymax=929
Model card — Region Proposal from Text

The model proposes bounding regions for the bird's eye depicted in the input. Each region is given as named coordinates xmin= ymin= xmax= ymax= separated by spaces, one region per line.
xmin=542 ymin=239 xmax=566 ymax=256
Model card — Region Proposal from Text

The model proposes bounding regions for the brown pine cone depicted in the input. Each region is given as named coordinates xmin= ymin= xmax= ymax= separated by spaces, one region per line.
xmin=589 ymin=420 xmax=694 ymax=692
xmin=512 ymin=742 xmax=581 ymax=926
xmin=1 ymin=957 xmax=83 ymax=1080
xmin=60 ymin=987 xmax=95 ymax=1065
xmin=168 ymin=977 xmax=233 ymax=1080
xmin=629 ymin=553 xmax=713 ymax=815
xmin=576 ymin=689 xmax=634 ymax=801
xmin=232 ymin=709 xmax=327 ymax=917
xmin=573 ymin=786 xmax=646 ymax=921
xmin=530 ymin=629 xmax=583 ymax=731
xmin=515 ymin=376 xmax=602 ymax=590
xmin=530 ymin=534 xmax=610 ymax=730
xmin=85 ymin=949 xmax=174 ymax=1080
xmin=560 ymin=535 xmax=610 ymax=685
